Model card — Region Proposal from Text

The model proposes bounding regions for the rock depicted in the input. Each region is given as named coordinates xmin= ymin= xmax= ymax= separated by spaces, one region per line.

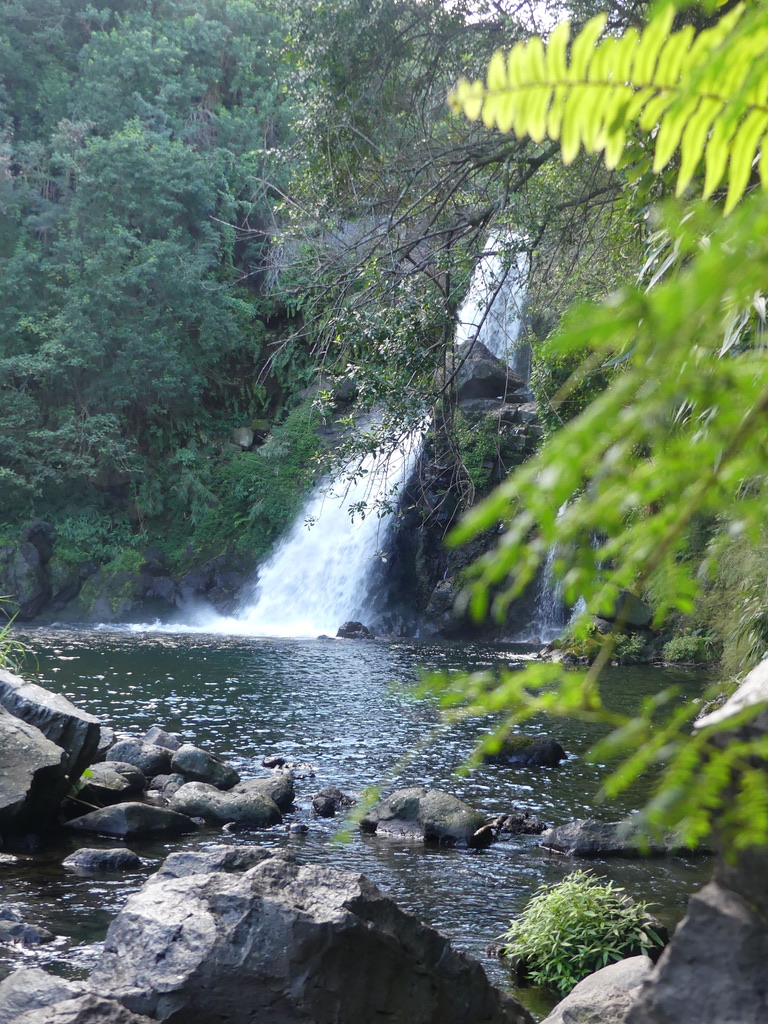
xmin=95 ymin=726 xmax=116 ymax=762
xmin=0 ymin=918 xmax=54 ymax=946
xmin=454 ymin=341 xmax=527 ymax=402
xmin=483 ymin=734 xmax=566 ymax=767
xmin=65 ymin=802 xmax=198 ymax=840
xmin=262 ymin=754 xmax=287 ymax=768
xmin=542 ymin=956 xmax=654 ymax=1024
xmin=148 ymin=773 xmax=186 ymax=801
xmin=171 ymin=743 xmax=240 ymax=789
xmin=540 ymin=818 xmax=690 ymax=858
xmin=89 ymin=853 xmax=532 ymax=1024
xmin=337 ymin=620 xmax=375 ymax=639
xmin=0 ymin=542 xmax=50 ymax=620
xmin=361 ymin=786 xmax=489 ymax=847
xmin=107 ymin=739 xmax=173 ymax=778
xmin=76 ymin=761 xmax=147 ymax=807
xmin=0 ymin=706 xmax=67 ymax=835
xmin=20 ymin=520 xmax=55 ymax=564
xmin=492 ymin=811 xmax=547 ymax=836
xmin=62 ymin=847 xmax=142 ymax=874
xmin=0 ymin=968 xmax=84 ymax=1021
xmin=150 ymin=845 xmax=273 ymax=883
xmin=0 ymin=669 xmax=101 ymax=780
xmin=603 ymin=591 xmax=653 ymax=629
xmin=627 ymin=882 xmax=768 ymax=1024
xmin=312 ymin=786 xmax=356 ymax=817
xmin=168 ymin=781 xmax=282 ymax=828
xmin=142 ymin=726 xmax=181 ymax=751
xmin=231 ymin=426 xmax=254 ymax=449
xmin=13 ymin=994 xmax=155 ymax=1023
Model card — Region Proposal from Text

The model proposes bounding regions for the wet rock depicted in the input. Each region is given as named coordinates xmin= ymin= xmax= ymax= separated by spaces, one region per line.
xmin=312 ymin=786 xmax=356 ymax=817
xmin=147 ymin=773 xmax=186 ymax=801
xmin=107 ymin=739 xmax=173 ymax=778
xmin=454 ymin=341 xmax=527 ymax=403
xmin=361 ymin=786 xmax=488 ymax=847
xmin=95 ymin=726 xmax=116 ymax=762
xmin=0 ymin=542 xmax=50 ymax=620
xmin=13 ymin=994 xmax=155 ymax=1023
xmin=483 ymin=734 xmax=566 ymax=768
xmin=540 ymin=818 xmax=690 ymax=858
xmin=542 ymin=956 xmax=654 ymax=1024
xmin=150 ymin=845 xmax=273 ymax=883
xmin=0 ymin=914 xmax=54 ymax=946
xmin=0 ymin=707 xmax=67 ymax=835
xmin=62 ymin=847 xmax=142 ymax=874
xmin=65 ymin=802 xmax=198 ymax=840
xmin=171 ymin=743 xmax=240 ymax=790
xmin=262 ymin=754 xmax=287 ymax=769
xmin=77 ymin=761 xmax=147 ymax=807
xmin=168 ymin=781 xmax=282 ymax=828
xmin=89 ymin=853 xmax=532 ymax=1024
xmin=492 ymin=811 xmax=547 ymax=836
xmin=0 ymin=669 xmax=101 ymax=780
xmin=142 ymin=726 xmax=181 ymax=751
xmin=0 ymin=968 xmax=84 ymax=1021
xmin=337 ymin=620 xmax=375 ymax=639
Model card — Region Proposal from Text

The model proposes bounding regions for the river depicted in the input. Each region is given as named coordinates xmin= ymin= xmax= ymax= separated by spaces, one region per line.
xmin=6 ymin=626 xmax=712 ymax=1019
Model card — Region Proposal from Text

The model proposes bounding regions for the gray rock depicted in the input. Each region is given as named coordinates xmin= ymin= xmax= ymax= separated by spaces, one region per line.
xmin=65 ymin=802 xmax=198 ymax=840
xmin=231 ymin=426 xmax=254 ymax=449
xmin=62 ymin=847 xmax=142 ymax=874
xmin=0 ymin=968 xmax=84 ymax=1022
xmin=0 ymin=541 xmax=49 ymax=620
xmin=483 ymin=734 xmax=566 ymax=767
xmin=107 ymin=739 xmax=173 ymax=778
xmin=312 ymin=786 xmax=356 ymax=817
xmin=454 ymin=341 xmax=527 ymax=402
xmin=14 ymin=994 xmax=155 ymax=1024
xmin=0 ymin=706 xmax=66 ymax=834
xmin=143 ymin=726 xmax=181 ymax=751
xmin=542 ymin=956 xmax=654 ymax=1024
xmin=89 ymin=854 xmax=532 ymax=1024
xmin=77 ymin=761 xmax=147 ymax=807
xmin=168 ymin=781 xmax=282 ymax=828
xmin=0 ymin=669 xmax=101 ymax=780
xmin=150 ymin=845 xmax=273 ymax=883
xmin=603 ymin=591 xmax=653 ymax=629
xmin=627 ymin=882 xmax=768 ymax=1024
xmin=361 ymin=786 xmax=490 ymax=847
xmin=95 ymin=726 xmax=116 ymax=762
xmin=336 ymin=620 xmax=375 ymax=639
xmin=148 ymin=773 xmax=186 ymax=801
xmin=171 ymin=744 xmax=240 ymax=790
xmin=0 ymin=919 xmax=54 ymax=945
xmin=540 ymin=818 xmax=689 ymax=858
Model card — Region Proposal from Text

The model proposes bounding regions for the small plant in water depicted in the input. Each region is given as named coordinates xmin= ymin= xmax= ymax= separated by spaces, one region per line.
xmin=500 ymin=870 xmax=664 ymax=994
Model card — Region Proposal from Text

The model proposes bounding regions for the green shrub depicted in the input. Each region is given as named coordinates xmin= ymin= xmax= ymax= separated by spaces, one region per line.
xmin=501 ymin=870 xmax=663 ymax=994
xmin=612 ymin=633 xmax=648 ymax=663
xmin=662 ymin=632 xmax=715 ymax=664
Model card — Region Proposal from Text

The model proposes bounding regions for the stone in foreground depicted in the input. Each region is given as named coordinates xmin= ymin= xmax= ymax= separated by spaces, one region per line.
xmin=0 ymin=707 xmax=66 ymax=834
xmin=542 ymin=956 xmax=654 ymax=1024
xmin=168 ymin=780 xmax=283 ymax=827
xmin=62 ymin=847 xmax=142 ymax=874
xmin=89 ymin=851 xmax=532 ymax=1024
xmin=361 ymin=786 xmax=490 ymax=846
xmin=13 ymin=993 xmax=155 ymax=1023
xmin=0 ymin=968 xmax=84 ymax=1021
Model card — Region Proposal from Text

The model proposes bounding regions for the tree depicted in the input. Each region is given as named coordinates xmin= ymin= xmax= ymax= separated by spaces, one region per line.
xmin=440 ymin=0 xmax=768 ymax=851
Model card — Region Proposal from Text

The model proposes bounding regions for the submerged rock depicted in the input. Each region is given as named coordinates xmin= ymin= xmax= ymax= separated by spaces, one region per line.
xmin=540 ymin=818 xmax=690 ymax=858
xmin=483 ymin=734 xmax=566 ymax=768
xmin=88 ymin=852 xmax=532 ymax=1024
xmin=361 ymin=786 xmax=490 ymax=847
xmin=65 ymin=802 xmax=198 ymax=840
xmin=312 ymin=786 xmax=356 ymax=817
xmin=62 ymin=847 xmax=142 ymax=874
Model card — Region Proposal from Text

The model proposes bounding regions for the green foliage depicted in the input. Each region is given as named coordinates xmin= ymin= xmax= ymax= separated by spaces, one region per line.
xmin=501 ymin=870 xmax=664 ymax=993
xmin=662 ymin=632 xmax=715 ymax=664
xmin=53 ymin=510 xmax=134 ymax=569
xmin=450 ymin=3 xmax=768 ymax=213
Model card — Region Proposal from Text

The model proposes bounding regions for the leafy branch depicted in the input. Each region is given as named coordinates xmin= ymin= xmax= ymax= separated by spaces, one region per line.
xmin=450 ymin=2 xmax=768 ymax=212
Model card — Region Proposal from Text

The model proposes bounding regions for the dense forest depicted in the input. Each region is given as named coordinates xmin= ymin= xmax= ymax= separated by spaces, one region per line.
xmin=1 ymin=0 xmax=766 ymax=679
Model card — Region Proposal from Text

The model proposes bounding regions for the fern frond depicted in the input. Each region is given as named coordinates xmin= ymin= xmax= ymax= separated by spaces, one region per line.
xmin=450 ymin=2 xmax=768 ymax=212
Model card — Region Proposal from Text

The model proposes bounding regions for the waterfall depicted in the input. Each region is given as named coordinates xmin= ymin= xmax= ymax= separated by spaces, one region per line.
xmin=455 ymin=233 xmax=531 ymax=379
xmin=216 ymin=430 xmax=421 ymax=637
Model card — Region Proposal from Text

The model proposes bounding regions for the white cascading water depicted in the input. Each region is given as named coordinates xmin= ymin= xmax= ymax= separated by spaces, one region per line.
xmin=529 ymin=503 xmax=569 ymax=642
xmin=454 ymin=232 xmax=531 ymax=380
xmin=213 ymin=431 xmax=421 ymax=637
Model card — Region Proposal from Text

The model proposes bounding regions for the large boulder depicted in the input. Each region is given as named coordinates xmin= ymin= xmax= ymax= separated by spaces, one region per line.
xmin=539 ymin=818 xmax=690 ymax=858
xmin=0 ymin=669 xmax=101 ymax=780
xmin=107 ymin=739 xmax=174 ymax=778
xmin=483 ymin=734 xmax=566 ymax=767
xmin=76 ymin=761 xmax=146 ymax=807
xmin=62 ymin=847 xmax=142 ymax=874
xmin=454 ymin=341 xmax=527 ymax=403
xmin=168 ymin=780 xmax=282 ymax=828
xmin=13 ymin=994 xmax=155 ymax=1024
xmin=88 ymin=852 xmax=532 ymax=1024
xmin=0 ymin=707 xmax=67 ymax=835
xmin=542 ymin=956 xmax=654 ymax=1024
xmin=0 ymin=969 xmax=84 ymax=1021
xmin=170 ymin=744 xmax=240 ymax=790
xmin=360 ymin=786 xmax=490 ymax=847
xmin=65 ymin=802 xmax=198 ymax=840
xmin=0 ymin=542 xmax=50 ymax=620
